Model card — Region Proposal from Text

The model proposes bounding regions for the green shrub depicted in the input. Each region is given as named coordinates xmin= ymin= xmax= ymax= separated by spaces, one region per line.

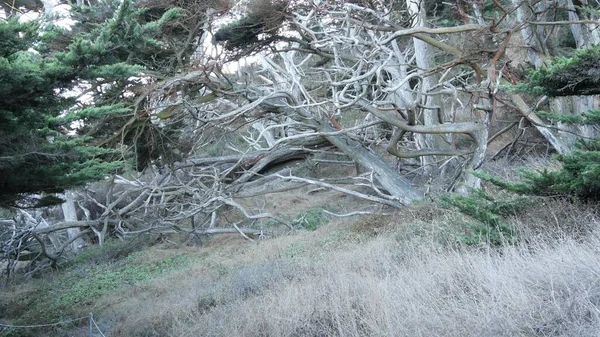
xmin=440 ymin=190 xmax=528 ymax=245
xmin=481 ymin=45 xmax=600 ymax=208
xmin=1 ymin=251 xmax=191 ymax=337
xmin=518 ymin=45 xmax=600 ymax=96
xmin=477 ymin=108 xmax=599 ymax=202
xmin=293 ymin=209 xmax=328 ymax=231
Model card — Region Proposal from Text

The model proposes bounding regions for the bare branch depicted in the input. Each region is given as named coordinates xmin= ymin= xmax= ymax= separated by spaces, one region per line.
xmin=275 ymin=174 xmax=404 ymax=208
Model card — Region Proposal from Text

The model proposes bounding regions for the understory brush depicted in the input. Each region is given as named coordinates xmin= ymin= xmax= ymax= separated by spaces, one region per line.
xmin=0 ymin=241 xmax=192 ymax=337
xmin=106 ymin=226 xmax=600 ymax=337
xmin=2 ymin=202 xmax=599 ymax=337
xmin=99 ymin=204 xmax=600 ymax=337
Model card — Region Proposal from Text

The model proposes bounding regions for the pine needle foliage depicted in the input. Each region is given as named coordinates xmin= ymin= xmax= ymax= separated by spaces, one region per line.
xmin=482 ymin=47 xmax=600 ymax=202
xmin=474 ymin=135 xmax=600 ymax=201
xmin=0 ymin=1 xmax=182 ymax=208
xmin=445 ymin=47 xmax=600 ymax=242
xmin=517 ymin=45 xmax=600 ymax=96
xmin=440 ymin=190 xmax=524 ymax=245
xmin=474 ymin=142 xmax=600 ymax=201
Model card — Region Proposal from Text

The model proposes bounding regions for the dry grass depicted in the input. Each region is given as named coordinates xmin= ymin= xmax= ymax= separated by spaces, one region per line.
xmin=86 ymin=204 xmax=600 ymax=337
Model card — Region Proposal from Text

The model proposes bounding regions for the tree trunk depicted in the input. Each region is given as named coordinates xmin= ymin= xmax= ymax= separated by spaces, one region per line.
xmin=273 ymin=104 xmax=422 ymax=204
xmin=321 ymin=123 xmax=421 ymax=205
xmin=514 ymin=0 xmax=546 ymax=68
xmin=60 ymin=191 xmax=85 ymax=253
xmin=511 ymin=0 xmax=576 ymax=154
xmin=406 ymin=0 xmax=453 ymax=178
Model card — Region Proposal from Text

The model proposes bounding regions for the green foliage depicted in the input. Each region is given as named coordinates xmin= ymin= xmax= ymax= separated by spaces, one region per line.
xmin=293 ymin=208 xmax=328 ymax=231
xmin=440 ymin=190 xmax=525 ymax=245
xmin=521 ymin=45 xmax=600 ymax=96
xmin=475 ymin=141 xmax=600 ymax=201
xmin=2 ymin=245 xmax=191 ymax=336
xmin=48 ymin=104 xmax=131 ymax=126
xmin=56 ymin=253 xmax=189 ymax=307
xmin=0 ymin=0 xmax=185 ymax=207
xmin=493 ymin=47 xmax=600 ymax=202
xmin=538 ymin=109 xmax=600 ymax=125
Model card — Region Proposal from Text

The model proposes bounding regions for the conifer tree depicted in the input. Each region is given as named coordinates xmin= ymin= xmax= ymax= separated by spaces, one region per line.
xmin=0 ymin=0 xmax=181 ymax=207
xmin=479 ymin=45 xmax=600 ymax=201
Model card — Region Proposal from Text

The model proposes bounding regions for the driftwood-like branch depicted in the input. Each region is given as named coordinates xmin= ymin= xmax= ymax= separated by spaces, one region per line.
xmin=214 ymin=197 xmax=294 ymax=229
xmin=275 ymin=174 xmax=404 ymax=208
xmin=323 ymin=210 xmax=388 ymax=217
xmin=198 ymin=227 xmax=264 ymax=236
xmin=34 ymin=220 xmax=117 ymax=235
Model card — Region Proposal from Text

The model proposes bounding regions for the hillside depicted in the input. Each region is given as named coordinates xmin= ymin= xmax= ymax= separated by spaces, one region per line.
xmin=2 ymin=183 xmax=599 ymax=336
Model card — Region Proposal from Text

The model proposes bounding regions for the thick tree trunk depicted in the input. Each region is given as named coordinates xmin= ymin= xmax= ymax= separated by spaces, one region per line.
xmin=406 ymin=0 xmax=454 ymax=178
xmin=60 ymin=191 xmax=85 ymax=253
xmin=565 ymin=0 xmax=600 ymax=48
xmin=320 ymin=124 xmax=421 ymax=205
xmin=275 ymin=105 xmax=423 ymax=204
xmin=514 ymin=0 xmax=546 ymax=68
xmin=509 ymin=92 xmax=571 ymax=154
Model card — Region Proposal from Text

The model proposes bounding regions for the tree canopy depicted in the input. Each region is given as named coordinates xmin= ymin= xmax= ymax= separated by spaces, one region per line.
xmin=482 ymin=46 xmax=600 ymax=201
xmin=0 ymin=0 xmax=182 ymax=207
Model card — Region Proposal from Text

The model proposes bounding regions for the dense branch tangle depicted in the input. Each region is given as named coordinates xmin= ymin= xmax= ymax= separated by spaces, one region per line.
xmin=206 ymin=1 xmax=502 ymax=195
xmin=0 ymin=163 xmax=293 ymax=278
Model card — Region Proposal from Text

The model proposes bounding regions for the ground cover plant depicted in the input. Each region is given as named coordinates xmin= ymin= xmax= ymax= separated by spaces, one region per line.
xmin=2 ymin=198 xmax=599 ymax=337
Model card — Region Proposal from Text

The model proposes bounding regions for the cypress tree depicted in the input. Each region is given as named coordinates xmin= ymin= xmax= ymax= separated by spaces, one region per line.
xmin=0 ymin=0 xmax=181 ymax=207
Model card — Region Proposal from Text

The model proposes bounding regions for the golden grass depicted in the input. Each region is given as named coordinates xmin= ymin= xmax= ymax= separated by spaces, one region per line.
xmin=84 ymin=203 xmax=600 ymax=337
xmin=3 ymin=201 xmax=599 ymax=337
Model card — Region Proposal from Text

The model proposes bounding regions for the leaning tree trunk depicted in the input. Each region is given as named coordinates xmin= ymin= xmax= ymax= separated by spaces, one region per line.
xmin=262 ymin=99 xmax=423 ymax=205
xmin=320 ymin=123 xmax=421 ymax=205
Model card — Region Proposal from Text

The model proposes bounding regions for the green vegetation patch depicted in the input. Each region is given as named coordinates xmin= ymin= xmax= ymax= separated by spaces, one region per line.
xmin=521 ymin=45 xmax=600 ymax=96
xmin=292 ymin=208 xmax=329 ymax=231
xmin=440 ymin=190 xmax=529 ymax=246
xmin=1 ymin=248 xmax=192 ymax=337
xmin=57 ymin=253 xmax=191 ymax=307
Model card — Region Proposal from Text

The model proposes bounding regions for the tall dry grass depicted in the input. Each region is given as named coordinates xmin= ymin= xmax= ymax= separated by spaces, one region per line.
xmin=103 ymin=209 xmax=600 ymax=337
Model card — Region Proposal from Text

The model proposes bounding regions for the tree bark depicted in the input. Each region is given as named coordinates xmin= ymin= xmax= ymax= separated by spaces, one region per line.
xmin=272 ymin=103 xmax=422 ymax=204
xmin=60 ymin=191 xmax=85 ymax=253
xmin=406 ymin=0 xmax=453 ymax=178
xmin=321 ymin=124 xmax=421 ymax=205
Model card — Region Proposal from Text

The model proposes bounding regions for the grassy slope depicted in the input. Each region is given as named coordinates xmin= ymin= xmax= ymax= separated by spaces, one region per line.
xmin=1 ymin=201 xmax=600 ymax=337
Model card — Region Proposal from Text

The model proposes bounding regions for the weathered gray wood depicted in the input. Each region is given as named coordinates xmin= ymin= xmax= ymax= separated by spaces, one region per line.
xmin=198 ymin=228 xmax=264 ymax=236
xmin=262 ymin=102 xmax=422 ymax=205
xmin=232 ymin=146 xmax=317 ymax=184
xmin=320 ymin=126 xmax=421 ymax=205
xmin=34 ymin=220 xmax=116 ymax=234
xmin=509 ymin=93 xmax=571 ymax=154
xmin=60 ymin=191 xmax=85 ymax=253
